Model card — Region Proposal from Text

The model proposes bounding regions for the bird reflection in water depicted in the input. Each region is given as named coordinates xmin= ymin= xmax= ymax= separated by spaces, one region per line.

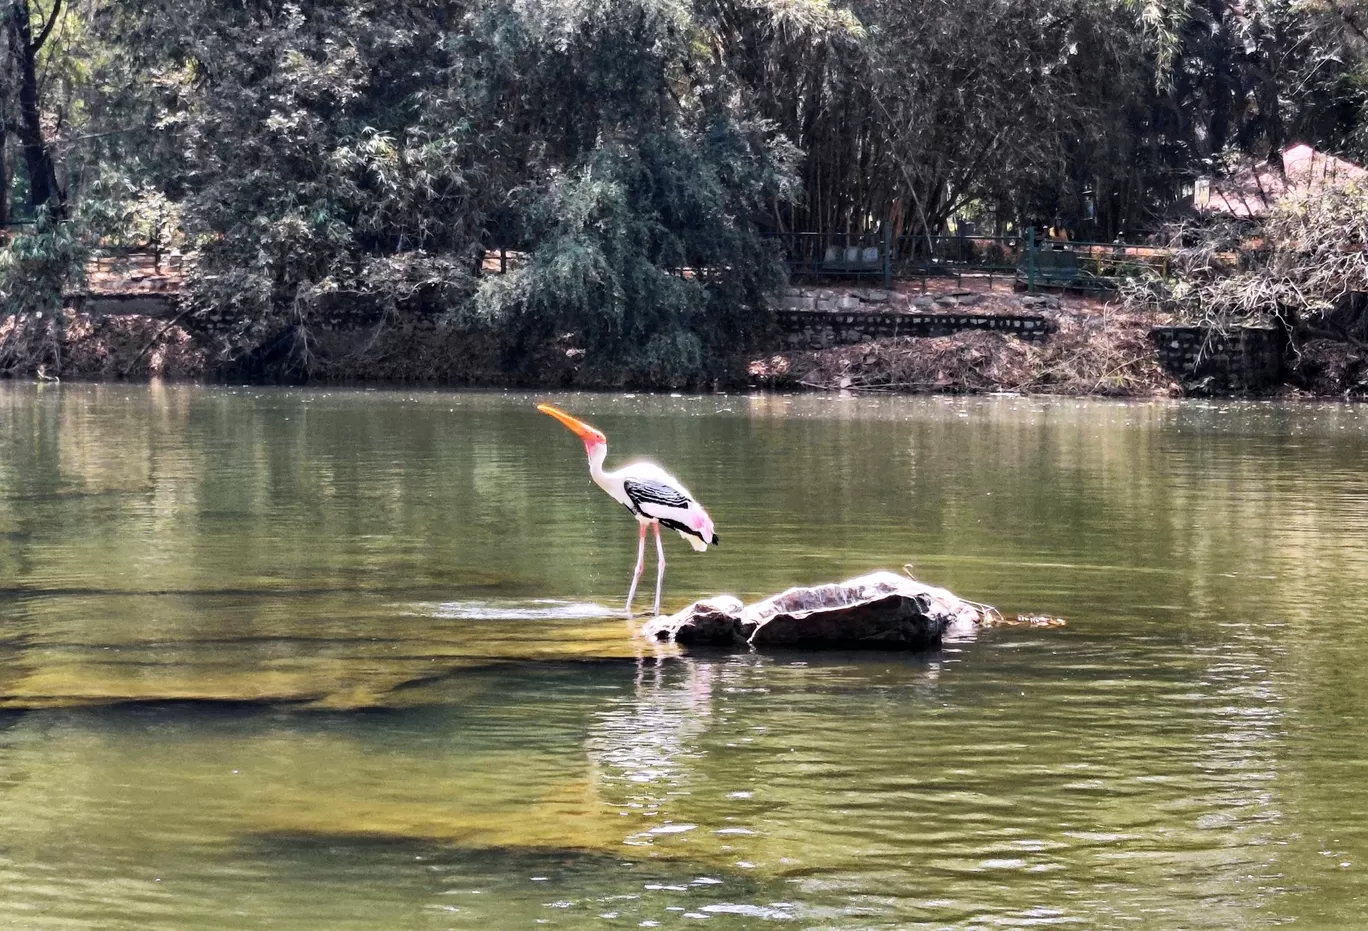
xmin=586 ymin=654 xmax=720 ymax=845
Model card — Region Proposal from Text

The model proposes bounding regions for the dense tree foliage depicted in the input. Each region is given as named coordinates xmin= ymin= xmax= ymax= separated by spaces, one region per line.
xmin=0 ymin=0 xmax=1365 ymax=382
xmin=81 ymin=0 xmax=796 ymax=382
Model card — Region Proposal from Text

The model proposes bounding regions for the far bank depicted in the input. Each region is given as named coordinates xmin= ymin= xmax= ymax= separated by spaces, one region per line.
xmin=3 ymin=275 xmax=1364 ymax=399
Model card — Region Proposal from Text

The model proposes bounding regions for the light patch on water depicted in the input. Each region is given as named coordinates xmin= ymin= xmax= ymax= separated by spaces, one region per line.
xmin=1062 ymin=831 xmax=1139 ymax=843
xmin=700 ymin=903 xmax=795 ymax=919
xmin=420 ymin=600 xmax=614 ymax=621
xmin=647 ymin=823 xmax=698 ymax=835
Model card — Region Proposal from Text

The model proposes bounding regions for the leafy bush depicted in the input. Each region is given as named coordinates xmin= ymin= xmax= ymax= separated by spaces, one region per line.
xmin=0 ymin=207 xmax=91 ymax=317
xmin=475 ymin=133 xmax=784 ymax=386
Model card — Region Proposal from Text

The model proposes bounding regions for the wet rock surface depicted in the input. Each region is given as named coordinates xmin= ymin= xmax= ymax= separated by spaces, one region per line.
xmin=651 ymin=595 xmax=747 ymax=646
xmin=641 ymin=571 xmax=990 ymax=650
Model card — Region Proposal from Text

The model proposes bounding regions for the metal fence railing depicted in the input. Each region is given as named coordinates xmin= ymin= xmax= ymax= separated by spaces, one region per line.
xmin=903 ymin=232 xmax=1170 ymax=293
xmin=764 ymin=230 xmax=1170 ymax=293
xmin=472 ymin=232 xmax=1173 ymax=294
xmin=762 ymin=230 xmax=894 ymax=288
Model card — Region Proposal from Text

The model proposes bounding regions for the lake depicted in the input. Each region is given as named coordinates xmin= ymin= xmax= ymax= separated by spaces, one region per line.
xmin=2 ymin=384 xmax=1367 ymax=928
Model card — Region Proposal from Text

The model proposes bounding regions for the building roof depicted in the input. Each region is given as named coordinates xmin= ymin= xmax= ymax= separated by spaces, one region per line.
xmin=1194 ymin=144 xmax=1367 ymax=217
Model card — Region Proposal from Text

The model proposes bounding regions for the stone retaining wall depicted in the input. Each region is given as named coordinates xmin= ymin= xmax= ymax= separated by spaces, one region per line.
xmin=67 ymin=289 xmax=418 ymax=342
xmin=68 ymin=292 xmax=179 ymax=318
xmin=775 ymin=308 xmax=1055 ymax=349
xmin=773 ymin=285 xmax=1057 ymax=349
xmin=777 ymin=285 xmax=1058 ymax=314
xmin=1151 ymin=324 xmax=1286 ymax=391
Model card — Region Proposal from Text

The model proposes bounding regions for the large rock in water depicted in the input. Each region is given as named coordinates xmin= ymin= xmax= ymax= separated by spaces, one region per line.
xmin=641 ymin=571 xmax=989 ymax=650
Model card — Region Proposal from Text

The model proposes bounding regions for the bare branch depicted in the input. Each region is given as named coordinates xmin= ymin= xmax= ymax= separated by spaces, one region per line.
xmin=31 ymin=0 xmax=63 ymax=53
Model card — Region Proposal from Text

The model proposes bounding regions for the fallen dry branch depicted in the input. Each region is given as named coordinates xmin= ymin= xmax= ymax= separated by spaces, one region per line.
xmin=1124 ymin=183 xmax=1368 ymax=339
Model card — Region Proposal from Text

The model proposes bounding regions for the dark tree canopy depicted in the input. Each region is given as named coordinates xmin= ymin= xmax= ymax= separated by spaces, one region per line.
xmin=1 ymin=0 xmax=1365 ymax=380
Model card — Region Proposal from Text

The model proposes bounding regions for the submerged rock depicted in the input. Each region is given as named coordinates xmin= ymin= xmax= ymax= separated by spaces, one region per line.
xmin=641 ymin=571 xmax=993 ymax=650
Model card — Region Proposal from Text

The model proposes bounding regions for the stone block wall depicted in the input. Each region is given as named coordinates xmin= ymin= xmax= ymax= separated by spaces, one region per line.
xmin=69 ymin=293 xmax=179 ymax=318
xmin=68 ymin=289 xmax=435 ymax=347
xmin=1151 ymin=324 xmax=1286 ymax=391
xmin=773 ymin=285 xmax=1055 ymax=349
xmin=774 ymin=309 xmax=1055 ymax=349
xmin=777 ymin=285 xmax=1057 ymax=314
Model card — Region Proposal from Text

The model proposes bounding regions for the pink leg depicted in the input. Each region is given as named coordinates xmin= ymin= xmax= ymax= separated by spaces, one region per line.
xmin=653 ymin=521 xmax=666 ymax=617
xmin=625 ymin=522 xmax=648 ymax=615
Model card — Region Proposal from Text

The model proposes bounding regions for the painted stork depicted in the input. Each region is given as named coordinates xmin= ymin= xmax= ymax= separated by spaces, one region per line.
xmin=537 ymin=403 xmax=719 ymax=617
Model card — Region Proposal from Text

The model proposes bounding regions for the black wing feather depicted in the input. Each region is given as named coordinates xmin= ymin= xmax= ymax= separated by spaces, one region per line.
xmin=623 ymin=478 xmax=690 ymax=515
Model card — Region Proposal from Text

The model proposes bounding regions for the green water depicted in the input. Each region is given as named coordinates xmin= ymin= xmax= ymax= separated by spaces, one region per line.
xmin=2 ymin=384 xmax=1367 ymax=929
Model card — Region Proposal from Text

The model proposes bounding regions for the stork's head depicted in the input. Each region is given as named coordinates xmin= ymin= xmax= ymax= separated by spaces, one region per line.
xmin=537 ymin=403 xmax=607 ymax=452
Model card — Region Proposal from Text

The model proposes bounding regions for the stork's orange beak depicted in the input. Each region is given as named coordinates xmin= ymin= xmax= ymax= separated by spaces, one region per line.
xmin=537 ymin=403 xmax=607 ymax=444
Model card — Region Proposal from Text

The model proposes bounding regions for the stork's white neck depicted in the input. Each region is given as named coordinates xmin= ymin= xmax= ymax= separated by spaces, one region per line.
xmin=585 ymin=440 xmax=609 ymax=489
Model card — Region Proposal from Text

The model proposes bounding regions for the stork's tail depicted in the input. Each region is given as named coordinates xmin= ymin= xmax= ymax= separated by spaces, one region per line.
xmin=680 ymin=513 xmax=718 ymax=552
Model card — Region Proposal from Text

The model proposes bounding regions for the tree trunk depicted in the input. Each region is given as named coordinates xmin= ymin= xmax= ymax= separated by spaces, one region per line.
xmin=0 ymin=97 xmax=10 ymax=229
xmin=6 ymin=0 xmax=64 ymax=219
xmin=1205 ymin=0 xmax=1231 ymax=159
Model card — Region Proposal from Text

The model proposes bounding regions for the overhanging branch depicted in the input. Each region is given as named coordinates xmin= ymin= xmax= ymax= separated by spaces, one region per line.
xmin=31 ymin=0 xmax=62 ymax=53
